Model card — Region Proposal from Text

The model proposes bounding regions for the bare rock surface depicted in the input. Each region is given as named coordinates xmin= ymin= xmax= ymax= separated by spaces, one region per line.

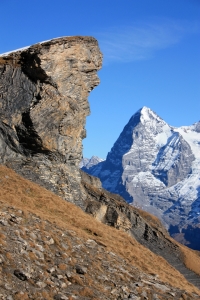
xmin=0 ymin=36 xmax=102 ymax=207
xmin=0 ymin=202 xmax=199 ymax=300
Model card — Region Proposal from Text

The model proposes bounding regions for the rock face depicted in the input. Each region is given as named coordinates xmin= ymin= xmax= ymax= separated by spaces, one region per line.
xmin=0 ymin=36 xmax=102 ymax=207
xmin=83 ymin=107 xmax=200 ymax=250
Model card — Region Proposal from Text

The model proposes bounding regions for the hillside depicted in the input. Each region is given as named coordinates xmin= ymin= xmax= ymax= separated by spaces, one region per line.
xmin=0 ymin=165 xmax=200 ymax=299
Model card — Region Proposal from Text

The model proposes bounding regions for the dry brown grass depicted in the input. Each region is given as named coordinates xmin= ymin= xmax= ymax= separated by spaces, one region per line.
xmin=58 ymin=263 xmax=67 ymax=270
xmin=137 ymin=207 xmax=200 ymax=277
xmin=136 ymin=207 xmax=167 ymax=231
xmin=0 ymin=232 xmax=6 ymax=246
xmin=6 ymin=252 xmax=13 ymax=261
xmin=176 ymin=242 xmax=200 ymax=276
xmin=0 ymin=165 xmax=199 ymax=295
xmin=79 ymin=287 xmax=94 ymax=297
xmin=70 ymin=274 xmax=84 ymax=285
xmin=28 ymin=251 xmax=37 ymax=260
xmin=14 ymin=292 xmax=29 ymax=300
xmin=41 ymin=291 xmax=54 ymax=300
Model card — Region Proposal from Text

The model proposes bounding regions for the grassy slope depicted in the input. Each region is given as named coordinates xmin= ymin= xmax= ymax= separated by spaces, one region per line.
xmin=0 ymin=165 xmax=199 ymax=295
xmin=137 ymin=208 xmax=200 ymax=276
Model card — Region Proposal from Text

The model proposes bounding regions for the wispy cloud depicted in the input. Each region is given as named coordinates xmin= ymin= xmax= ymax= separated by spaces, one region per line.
xmin=96 ymin=19 xmax=199 ymax=64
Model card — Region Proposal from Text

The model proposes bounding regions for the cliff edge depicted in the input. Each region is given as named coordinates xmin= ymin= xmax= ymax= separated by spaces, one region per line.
xmin=0 ymin=36 xmax=102 ymax=206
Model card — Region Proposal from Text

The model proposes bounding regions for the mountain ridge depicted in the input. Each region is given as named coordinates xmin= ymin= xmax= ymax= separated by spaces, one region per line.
xmin=82 ymin=106 xmax=200 ymax=250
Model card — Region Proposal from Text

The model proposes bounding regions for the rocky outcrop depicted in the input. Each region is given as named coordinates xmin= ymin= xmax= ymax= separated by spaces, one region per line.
xmin=81 ymin=171 xmax=200 ymax=289
xmin=152 ymin=133 xmax=194 ymax=187
xmin=0 ymin=37 xmax=102 ymax=207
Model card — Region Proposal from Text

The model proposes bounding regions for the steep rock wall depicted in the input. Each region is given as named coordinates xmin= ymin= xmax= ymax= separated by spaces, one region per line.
xmin=0 ymin=37 xmax=102 ymax=206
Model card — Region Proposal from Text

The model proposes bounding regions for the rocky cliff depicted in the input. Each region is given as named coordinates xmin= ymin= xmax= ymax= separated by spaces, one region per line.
xmin=0 ymin=36 xmax=102 ymax=207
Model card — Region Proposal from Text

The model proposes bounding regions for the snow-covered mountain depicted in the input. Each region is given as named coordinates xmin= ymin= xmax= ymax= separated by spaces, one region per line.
xmin=80 ymin=156 xmax=104 ymax=169
xmin=82 ymin=107 xmax=200 ymax=250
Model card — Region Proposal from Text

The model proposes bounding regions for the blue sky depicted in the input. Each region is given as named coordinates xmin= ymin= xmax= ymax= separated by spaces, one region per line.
xmin=1 ymin=0 xmax=200 ymax=159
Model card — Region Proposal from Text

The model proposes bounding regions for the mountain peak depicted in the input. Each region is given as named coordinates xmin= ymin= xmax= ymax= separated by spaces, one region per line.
xmin=83 ymin=106 xmax=200 ymax=251
xmin=140 ymin=105 xmax=151 ymax=112
xmin=80 ymin=155 xmax=104 ymax=169
xmin=138 ymin=106 xmax=164 ymax=124
xmin=138 ymin=106 xmax=154 ymax=114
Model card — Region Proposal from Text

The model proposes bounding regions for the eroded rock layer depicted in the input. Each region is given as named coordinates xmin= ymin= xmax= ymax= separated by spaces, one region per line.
xmin=0 ymin=37 xmax=102 ymax=206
